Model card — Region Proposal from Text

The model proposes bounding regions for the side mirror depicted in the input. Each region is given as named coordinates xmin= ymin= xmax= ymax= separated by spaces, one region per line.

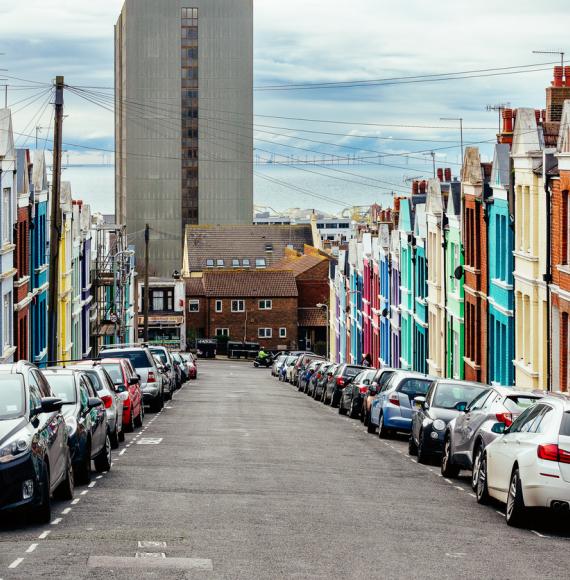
xmin=114 ymin=383 xmax=126 ymax=393
xmin=137 ymin=374 xmax=141 ymax=380
xmin=128 ymin=377 xmax=139 ymax=386
xmin=368 ymin=386 xmax=378 ymax=395
xmin=455 ymin=401 xmax=468 ymax=413
xmin=414 ymin=396 xmax=426 ymax=410
xmin=165 ymin=364 xmax=172 ymax=372
xmin=491 ymin=422 xmax=506 ymax=435
xmin=39 ymin=397 xmax=63 ymax=414
xmin=87 ymin=397 xmax=103 ymax=410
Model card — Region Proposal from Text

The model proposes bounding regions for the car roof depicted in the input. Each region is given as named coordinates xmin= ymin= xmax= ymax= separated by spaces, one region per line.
xmin=433 ymin=379 xmax=487 ymax=388
xmin=0 ymin=361 xmax=37 ymax=374
xmin=541 ymin=392 xmax=570 ymax=409
xmin=491 ymin=385 xmax=545 ymax=398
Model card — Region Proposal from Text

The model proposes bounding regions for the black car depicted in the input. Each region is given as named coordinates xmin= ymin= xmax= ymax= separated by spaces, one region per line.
xmin=42 ymin=368 xmax=111 ymax=485
xmin=325 ymin=364 xmax=368 ymax=407
xmin=299 ymin=359 xmax=324 ymax=393
xmin=314 ymin=363 xmax=336 ymax=400
xmin=339 ymin=369 xmax=377 ymax=418
xmin=0 ymin=362 xmax=74 ymax=523
xmin=409 ymin=380 xmax=488 ymax=464
xmin=306 ymin=361 xmax=328 ymax=397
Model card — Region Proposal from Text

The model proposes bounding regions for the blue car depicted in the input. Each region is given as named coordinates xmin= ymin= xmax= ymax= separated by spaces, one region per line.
xmin=369 ymin=372 xmax=434 ymax=438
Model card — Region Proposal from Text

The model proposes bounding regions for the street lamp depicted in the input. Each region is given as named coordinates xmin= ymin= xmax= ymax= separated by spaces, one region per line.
xmin=316 ymin=303 xmax=329 ymax=360
xmin=113 ymin=249 xmax=135 ymax=344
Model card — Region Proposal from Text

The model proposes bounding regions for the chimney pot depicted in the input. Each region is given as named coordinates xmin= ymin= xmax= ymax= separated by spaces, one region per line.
xmin=553 ymin=65 xmax=564 ymax=87
xmin=419 ymin=180 xmax=427 ymax=194
xmin=437 ymin=168 xmax=444 ymax=182
xmin=412 ymin=181 xmax=419 ymax=195
xmin=565 ymin=66 xmax=570 ymax=87
xmin=502 ymin=108 xmax=513 ymax=133
xmin=444 ymin=168 xmax=452 ymax=182
xmin=535 ymin=109 xmax=541 ymax=124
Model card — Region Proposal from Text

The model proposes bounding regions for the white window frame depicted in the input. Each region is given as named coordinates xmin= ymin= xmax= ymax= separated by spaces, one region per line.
xmin=231 ymin=299 xmax=245 ymax=312
xmin=215 ymin=328 xmax=229 ymax=337
xmin=206 ymin=259 xmax=214 ymax=268
xmin=3 ymin=293 xmax=10 ymax=348
xmin=258 ymin=328 xmax=272 ymax=339
xmin=215 ymin=300 xmax=223 ymax=312
xmin=255 ymin=258 xmax=266 ymax=269
xmin=279 ymin=327 xmax=287 ymax=338
xmin=242 ymin=259 xmax=250 ymax=268
xmin=188 ymin=299 xmax=200 ymax=313
xmin=2 ymin=188 xmax=10 ymax=244
xmin=258 ymin=299 xmax=272 ymax=310
xmin=216 ymin=259 xmax=224 ymax=268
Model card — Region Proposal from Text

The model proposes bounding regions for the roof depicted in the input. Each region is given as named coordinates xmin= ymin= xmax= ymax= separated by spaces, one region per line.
xmin=186 ymin=278 xmax=205 ymax=297
xmin=184 ymin=224 xmax=314 ymax=272
xmin=271 ymin=253 xmax=327 ymax=277
xmin=298 ymin=307 xmax=327 ymax=327
xmin=202 ymin=270 xmax=298 ymax=298
xmin=0 ymin=109 xmax=15 ymax=162
xmin=491 ymin=144 xmax=511 ymax=189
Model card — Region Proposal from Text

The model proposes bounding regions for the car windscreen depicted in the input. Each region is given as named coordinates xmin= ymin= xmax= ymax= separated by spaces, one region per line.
xmin=101 ymin=350 xmax=152 ymax=369
xmin=433 ymin=383 xmax=487 ymax=409
xmin=344 ymin=366 xmax=366 ymax=378
xmin=398 ymin=378 xmax=432 ymax=398
xmin=83 ymin=370 xmax=104 ymax=392
xmin=560 ymin=412 xmax=570 ymax=436
xmin=150 ymin=349 xmax=168 ymax=364
xmin=378 ymin=371 xmax=395 ymax=387
xmin=101 ymin=364 xmax=123 ymax=385
xmin=504 ymin=396 xmax=541 ymax=413
xmin=44 ymin=374 xmax=77 ymax=404
xmin=0 ymin=375 xmax=25 ymax=420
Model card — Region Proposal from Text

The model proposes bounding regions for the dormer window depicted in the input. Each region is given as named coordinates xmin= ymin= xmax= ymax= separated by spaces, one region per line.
xmin=206 ymin=259 xmax=214 ymax=268
xmin=256 ymin=258 xmax=266 ymax=269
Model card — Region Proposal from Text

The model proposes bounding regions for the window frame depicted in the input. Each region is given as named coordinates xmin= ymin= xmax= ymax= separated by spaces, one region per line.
xmin=279 ymin=327 xmax=287 ymax=338
xmin=215 ymin=300 xmax=223 ymax=313
xmin=258 ymin=328 xmax=272 ymax=339
xmin=188 ymin=299 xmax=200 ymax=313
xmin=215 ymin=328 xmax=229 ymax=337
xmin=231 ymin=299 xmax=245 ymax=313
xmin=259 ymin=299 xmax=272 ymax=310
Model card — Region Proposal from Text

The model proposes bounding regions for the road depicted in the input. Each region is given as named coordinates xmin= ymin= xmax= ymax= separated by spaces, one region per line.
xmin=1 ymin=360 xmax=569 ymax=579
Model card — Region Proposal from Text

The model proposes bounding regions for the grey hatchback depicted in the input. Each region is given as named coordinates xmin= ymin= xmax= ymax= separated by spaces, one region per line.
xmin=441 ymin=386 xmax=544 ymax=487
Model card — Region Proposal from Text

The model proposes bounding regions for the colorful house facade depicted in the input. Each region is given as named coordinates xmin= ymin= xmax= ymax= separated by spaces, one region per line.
xmin=413 ymin=203 xmax=428 ymax=374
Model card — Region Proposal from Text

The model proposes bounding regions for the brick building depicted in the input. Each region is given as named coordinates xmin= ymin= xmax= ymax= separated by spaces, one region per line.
xmin=551 ymin=99 xmax=570 ymax=391
xmin=14 ymin=149 xmax=32 ymax=362
xmin=462 ymin=147 xmax=491 ymax=383
xmin=186 ymin=270 xmax=298 ymax=350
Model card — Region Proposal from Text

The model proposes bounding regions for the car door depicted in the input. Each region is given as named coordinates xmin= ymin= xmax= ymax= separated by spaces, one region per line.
xmin=84 ymin=375 xmax=105 ymax=452
xmin=454 ymin=390 xmax=494 ymax=455
xmin=413 ymin=383 xmax=433 ymax=443
xmin=125 ymin=362 xmax=141 ymax=417
xmin=77 ymin=378 xmax=91 ymax=443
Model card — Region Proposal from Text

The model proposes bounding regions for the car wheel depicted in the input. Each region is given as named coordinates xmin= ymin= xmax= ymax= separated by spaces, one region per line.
xmin=118 ymin=428 xmax=125 ymax=443
xmin=367 ymin=414 xmax=377 ymax=434
xmin=74 ymin=440 xmax=92 ymax=485
xmin=94 ymin=433 xmax=112 ymax=473
xmin=134 ymin=405 xmax=143 ymax=428
xmin=378 ymin=413 xmax=390 ymax=439
xmin=348 ymin=400 xmax=356 ymax=418
xmin=35 ymin=463 xmax=51 ymax=524
xmin=471 ymin=445 xmax=483 ymax=491
xmin=475 ymin=453 xmax=490 ymax=504
xmin=506 ymin=468 xmax=527 ymax=527
xmin=417 ymin=432 xmax=430 ymax=464
xmin=55 ymin=455 xmax=74 ymax=501
xmin=109 ymin=427 xmax=119 ymax=450
xmin=408 ymin=435 xmax=418 ymax=456
xmin=126 ymin=409 xmax=135 ymax=433
xmin=338 ymin=400 xmax=347 ymax=415
xmin=441 ymin=437 xmax=460 ymax=477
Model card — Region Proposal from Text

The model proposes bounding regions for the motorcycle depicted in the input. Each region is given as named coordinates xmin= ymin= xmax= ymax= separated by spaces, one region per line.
xmin=253 ymin=354 xmax=274 ymax=368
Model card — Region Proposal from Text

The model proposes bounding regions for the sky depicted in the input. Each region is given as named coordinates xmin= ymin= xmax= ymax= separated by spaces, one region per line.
xmin=2 ymin=0 xmax=570 ymax=182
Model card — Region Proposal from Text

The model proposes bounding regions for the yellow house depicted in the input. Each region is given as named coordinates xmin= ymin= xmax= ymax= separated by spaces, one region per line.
xmin=57 ymin=182 xmax=73 ymax=362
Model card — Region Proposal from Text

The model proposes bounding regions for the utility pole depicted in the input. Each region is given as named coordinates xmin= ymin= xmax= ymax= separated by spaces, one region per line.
xmin=486 ymin=103 xmax=511 ymax=135
xmin=143 ymin=224 xmax=150 ymax=342
xmin=48 ymin=76 xmax=64 ymax=363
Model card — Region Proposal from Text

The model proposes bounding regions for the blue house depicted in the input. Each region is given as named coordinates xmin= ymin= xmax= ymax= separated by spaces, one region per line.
xmin=30 ymin=151 xmax=49 ymax=367
xmin=413 ymin=203 xmax=428 ymax=374
xmin=487 ymin=143 xmax=514 ymax=385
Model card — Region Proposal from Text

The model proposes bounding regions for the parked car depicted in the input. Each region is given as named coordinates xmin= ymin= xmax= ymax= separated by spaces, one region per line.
xmin=314 ymin=363 xmax=336 ymax=401
xmin=0 ymin=362 xmax=73 ymax=523
xmin=42 ymin=368 xmax=110 ymax=484
xmin=299 ymin=359 xmax=324 ymax=393
xmin=153 ymin=355 xmax=173 ymax=395
xmin=369 ymin=371 xmax=434 ymax=437
xmin=306 ymin=361 xmax=329 ymax=398
xmin=361 ymin=368 xmax=397 ymax=426
xmin=339 ymin=368 xmax=377 ymax=418
xmin=409 ymin=380 xmax=488 ymax=464
xmin=441 ymin=386 xmax=543 ymax=486
xmin=171 ymin=352 xmax=188 ymax=383
xmin=149 ymin=345 xmax=177 ymax=395
xmin=99 ymin=358 xmax=144 ymax=432
xmin=179 ymin=352 xmax=197 ymax=380
xmin=476 ymin=394 xmax=570 ymax=527
xmin=272 ymin=354 xmax=288 ymax=377
xmin=284 ymin=355 xmax=300 ymax=383
xmin=324 ymin=363 xmax=367 ymax=407
xmin=68 ymin=362 xmax=124 ymax=449
xmin=100 ymin=346 xmax=165 ymax=412
xmin=291 ymin=352 xmax=317 ymax=386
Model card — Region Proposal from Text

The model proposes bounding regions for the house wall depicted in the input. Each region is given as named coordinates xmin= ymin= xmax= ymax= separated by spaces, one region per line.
xmin=445 ymin=224 xmax=464 ymax=379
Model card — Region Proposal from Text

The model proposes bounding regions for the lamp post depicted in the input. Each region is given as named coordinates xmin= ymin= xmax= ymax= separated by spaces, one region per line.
xmin=112 ymin=249 xmax=135 ymax=344
xmin=316 ymin=303 xmax=329 ymax=360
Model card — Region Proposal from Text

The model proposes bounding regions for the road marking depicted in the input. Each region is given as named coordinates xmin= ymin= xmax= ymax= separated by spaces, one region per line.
xmin=81 ymin=490 xmax=88 ymax=495
xmin=531 ymin=530 xmax=550 ymax=538
xmin=445 ymin=553 xmax=466 ymax=559
xmin=96 ymin=475 xmax=103 ymax=479
xmin=38 ymin=531 xmax=50 ymax=539
xmin=119 ymin=449 xmax=126 ymax=456
xmin=51 ymin=518 xmax=62 ymax=525
xmin=25 ymin=544 xmax=38 ymax=554
xmin=61 ymin=507 xmax=72 ymax=515
xmin=454 ymin=486 xmax=465 ymax=492
xmin=88 ymin=556 xmax=213 ymax=570
xmin=71 ymin=499 xmax=80 ymax=505
xmin=469 ymin=493 xmax=476 ymax=498
xmin=8 ymin=558 xmax=23 ymax=569
xmin=136 ymin=552 xmax=166 ymax=559
xmin=496 ymin=510 xmax=505 ymax=517
xmin=444 ymin=479 xmax=453 ymax=484
xmin=138 ymin=541 xmax=167 ymax=548
xmin=137 ymin=438 xmax=163 ymax=445
xmin=88 ymin=481 xmax=96 ymax=488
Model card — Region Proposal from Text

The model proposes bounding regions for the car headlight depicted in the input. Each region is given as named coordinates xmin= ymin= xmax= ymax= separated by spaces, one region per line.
xmin=0 ymin=437 xmax=31 ymax=464
xmin=65 ymin=416 xmax=78 ymax=436
xmin=432 ymin=419 xmax=446 ymax=431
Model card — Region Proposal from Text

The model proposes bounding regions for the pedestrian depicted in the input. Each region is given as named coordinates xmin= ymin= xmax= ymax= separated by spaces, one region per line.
xmin=362 ymin=353 xmax=372 ymax=367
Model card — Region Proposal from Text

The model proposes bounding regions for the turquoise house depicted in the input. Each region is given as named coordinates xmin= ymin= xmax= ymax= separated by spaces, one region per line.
xmin=398 ymin=198 xmax=414 ymax=370
xmin=413 ymin=203 xmax=428 ymax=374
xmin=487 ymin=143 xmax=514 ymax=385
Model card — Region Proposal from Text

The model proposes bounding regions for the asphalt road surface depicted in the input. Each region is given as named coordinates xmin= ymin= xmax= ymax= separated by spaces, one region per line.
xmin=1 ymin=360 xmax=570 ymax=579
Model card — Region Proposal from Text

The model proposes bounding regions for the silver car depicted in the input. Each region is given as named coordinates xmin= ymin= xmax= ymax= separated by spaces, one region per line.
xmin=441 ymin=385 xmax=544 ymax=487
xmin=149 ymin=346 xmax=176 ymax=397
xmin=100 ymin=346 xmax=165 ymax=412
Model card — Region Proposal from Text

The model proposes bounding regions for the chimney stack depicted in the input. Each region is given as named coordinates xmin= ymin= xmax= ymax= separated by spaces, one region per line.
xmin=565 ymin=66 xmax=570 ymax=87
xmin=437 ymin=168 xmax=444 ymax=182
xmin=419 ymin=180 xmax=427 ymax=194
xmin=546 ymin=66 xmax=570 ymax=122
xmin=553 ymin=66 xmax=564 ymax=87
xmin=444 ymin=168 xmax=452 ymax=182
xmin=412 ymin=181 xmax=419 ymax=195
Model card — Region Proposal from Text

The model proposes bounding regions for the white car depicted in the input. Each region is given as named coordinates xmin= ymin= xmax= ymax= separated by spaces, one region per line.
xmin=476 ymin=394 xmax=570 ymax=526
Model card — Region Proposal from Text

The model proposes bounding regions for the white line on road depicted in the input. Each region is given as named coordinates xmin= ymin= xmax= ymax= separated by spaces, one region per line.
xmin=531 ymin=530 xmax=550 ymax=538
xmin=96 ymin=475 xmax=103 ymax=479
xmin=25 ymin=544 xmax=38 ymax=554
xmin=88 ymin=481 xmax=96 ymax=488
xmin=119 ymin=449 xmax=126 ymax=455
xmin=138 ymin=541 xmax=167 ymax=548
xmin=8 ymin=558 xmax=23 ymax=569
xmin=444 ymin=479 xmax=453 ymax=484
xmin=81 ymin=490 xmax=88 ymax=495
xmin=61 ymin=508 xmax=72 ymax=515
xmin=71 ymin=499 xmax=80 ymax=505
xmin=469 ymin=493 xmax=476 ymax=498
xmin=454 ymin=486 xmax=465 ymax=491
xmin=38 ymin=531 xmax=51 ymax=539
xmin=496 ymin=510 xmax=505 ymax=517
xmin=51 ymin=518 xmax=62 ymax=525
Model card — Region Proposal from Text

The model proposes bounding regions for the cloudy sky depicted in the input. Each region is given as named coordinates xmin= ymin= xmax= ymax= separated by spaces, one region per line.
xmin=2 ymin=0 xmax=569 ymax=182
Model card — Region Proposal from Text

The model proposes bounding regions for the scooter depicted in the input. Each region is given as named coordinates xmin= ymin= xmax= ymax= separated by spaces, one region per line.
xmin=253 ymin=354 xmax=274 ymax=368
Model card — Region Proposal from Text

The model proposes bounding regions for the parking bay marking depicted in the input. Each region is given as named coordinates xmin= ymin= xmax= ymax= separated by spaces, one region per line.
xmin=51 ymin=518 xmax=62 ymax=525
xmin=88 ymin=556 xmax=213 ymax=571
xmin=8 ymin=559 xmax=23 ymax=569
xmin=138 ymin=541 xmax=167 ymax=549
xmin=25 ymin=544 xmax=37 ymax=554
xmin=61 ymin=508 xmax=72 ymax=515
xmin=38 ymin=531 xmax=51 ymax=539
xmin=137 ymin=438 xmax=163 ymax=445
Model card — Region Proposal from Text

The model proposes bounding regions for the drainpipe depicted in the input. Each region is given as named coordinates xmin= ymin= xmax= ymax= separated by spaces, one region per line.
xmin=544 ymin=151 xmax=552 ymax=391
xmin=442 ymin=225 xmax=448 ymax=378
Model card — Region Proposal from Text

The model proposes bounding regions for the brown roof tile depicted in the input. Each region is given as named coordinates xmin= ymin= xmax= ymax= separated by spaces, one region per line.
xmin=271 ymin=253 xmax=327 ymax=277
xmin=202 ymin=270 xmax=298 ymax=298
xmin=185 ymin=278 xmax=205 ymax=296
xmin=298 ymin=307 xmax=327 ymax=327
xmin=185 ymin=225 xmax=314 ymax=272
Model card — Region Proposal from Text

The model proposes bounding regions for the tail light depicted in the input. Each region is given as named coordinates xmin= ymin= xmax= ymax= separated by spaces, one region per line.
xmin=359 ymin=386 xmax=368 ymax=394
xmin=496 ymin=412 xmax=513 ymax=427
xmin=148 ymin=371 xmax=156 ymax=383
xmin=101 ymin=395 xmax=113 ymax=409
xmin=538 ymin=444 xmax=570 ymax=464
xmin=389 ymin=394 xmax=400 ymax=406
xmin=336 ymin=377 xmax=345 ymax=387
xmin=316 ymin=373 xmax=322 ymax=379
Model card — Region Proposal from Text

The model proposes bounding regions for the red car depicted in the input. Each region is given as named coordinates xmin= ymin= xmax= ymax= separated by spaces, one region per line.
xmin=100 ymin=358 xmax=144 ymax=431
xmin=181 ymin=353 xmax=197 ymax=380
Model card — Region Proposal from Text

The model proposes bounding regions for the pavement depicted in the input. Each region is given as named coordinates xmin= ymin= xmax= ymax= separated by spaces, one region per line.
xmin=1 ymin=359 xmax=569 ymax=579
